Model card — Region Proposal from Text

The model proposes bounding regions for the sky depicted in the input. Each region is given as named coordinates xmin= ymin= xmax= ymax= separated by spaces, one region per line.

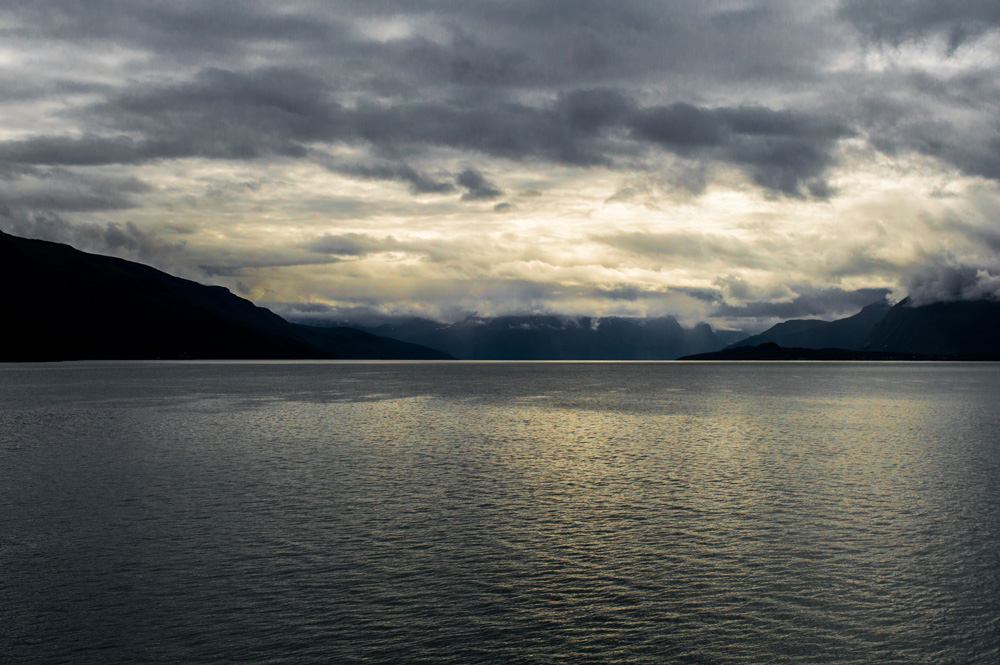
xmin=2 ymin=0 xmax=1000 ymax=330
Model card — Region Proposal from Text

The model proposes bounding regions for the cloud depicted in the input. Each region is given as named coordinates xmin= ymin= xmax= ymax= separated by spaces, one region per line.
xmin=3 ymin=0 xmax=999 ymax=325
xmin=0 ymin=136 xmax=150 ymax=166
xmin=3 ymin=2 xmax=343 ymax=57
xmin=457 ymin=168 xmax=502 ymax=200
xmin=326 ymin=160 xmax=456 ymax=194
xmin=0 ymin=168 xmax=150 ymax=212
xmin=904 ymin=262 xmax=1000 ymax=305
xmin=319 ymin=158 xmax=509 ymax=201
xmin=711 ymin=287 xmax=893 ymax=320
xmin=352 ymin=94 xmax=849 ymax=197
xmin=90 ymin=67 xmax=339 ymax=160
xmin=596 ymin=231 xmax=790 ymax=270
xmin=555 ymin=89 xmax=634 ymax=134
xmin=0 ymin=61 xmax=854 ymax=198
xmin=630 ymin=103 xmax=851 ymax=197
xmin=851 ymin=85 xmax=1000 ymax=182
xmin=304 ymin=233 xmax=404 ymax=257
xmin=840 ymin=0 xmax=1000 ymax=52
xmin=0 ymin=209 xmax=188 ymax=273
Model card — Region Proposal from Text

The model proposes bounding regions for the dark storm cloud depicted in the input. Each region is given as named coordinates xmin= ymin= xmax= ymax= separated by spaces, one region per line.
xmin=362 ymin=94 xmax=852 ymax=197
xmin=0 ymin=0 xmax=864 ymax=198
xmin=1 ymin=0 xmax=827 ymax=87
xmin=631 ymin=104 xmax=851 ymax=196
xmin=349 ymin=96 xmax=611 ymax=166
xmin=0 ymin=169 xmax=150 ymax=212
xmin=849 ymin=73 xmax=1000 ymax=182
xmin=456 ymin=168 xmax=502 ymax=201
xmin=355 ymin=0 xmax=831 ymax=88
xmin=712 ymin=287 xmax=892 ymax=320
xmin=318 ymin=157 xmax=505 ymax=200
xmin=840 ymin=0 xmax=1000 ymax=52
xmin=903 ymin=261 xmax=1000 ymax=305
xmin=442 ymin=36 xmax=538 ymax=87
xmin=1 ymin=1 xmax=342 ymax=56
xmin=0 ymin=68 xmax=339 ymax=165
xmin=4 ymin=0 xmax=978 ymax=201
xmin=554 ymin=89 xmax=634 ymax=134
xmin=7 ymin=187 xmax=142 ymax=213
xmin=330 ymin=161 xmax=455 ymax=195
xmin=0 ymin=67 xmax=850 ymax=198
xmin=0 ymin=136 xmax=150 ymax=166
xmin=92 ymin=67 xmax=339 ymax=160
xmin=0 ymin=76 xmax=110 ymax=103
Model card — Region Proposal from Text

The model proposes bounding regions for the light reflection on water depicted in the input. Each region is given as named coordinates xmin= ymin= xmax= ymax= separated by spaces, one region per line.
xmin=1 ymin=361 xmax=998 ymax=664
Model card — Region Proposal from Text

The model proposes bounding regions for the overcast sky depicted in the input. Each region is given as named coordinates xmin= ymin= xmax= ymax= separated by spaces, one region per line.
xmin=2 ymin=0 xmax=999 ymax=328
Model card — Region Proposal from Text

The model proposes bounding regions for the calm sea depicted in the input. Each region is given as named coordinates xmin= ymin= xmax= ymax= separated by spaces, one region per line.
xmin=1 ymin=361 xmax=998 ymax=664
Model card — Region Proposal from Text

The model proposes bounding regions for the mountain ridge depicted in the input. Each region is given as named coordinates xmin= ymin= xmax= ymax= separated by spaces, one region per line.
xmin=302 ymin=313 xmax=747 ymax=360
xmin=0 ymin=230 xmax=451 ymax=361
xmin=727 ymin=300 xmax=893 ymax=351
xmin=688 ymin=297 xmax=1000 ymax=359
xmin=862 ymin=296 xmax=1000 ymax=357
xmin=6 ymin=229 xmax=1000 ymax=362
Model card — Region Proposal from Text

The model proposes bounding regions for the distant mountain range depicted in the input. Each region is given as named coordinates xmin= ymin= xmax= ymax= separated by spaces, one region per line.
xmin=689 ymin=297 xmax=1000 ymax=360
xmin=315 ymin=315 xmax=747 ymax=360
xmin=725 ymin=300 xmax=892 ymax=351
xmin=352 ymin=291 xmax=999 ymax=362
xmin=861 ymin=298 xmax=1000 ymax=357
xmin=0 ymin=230 xmax=450 ymax=361
xmin=5 ymin=229 xmax=1000 ymax=362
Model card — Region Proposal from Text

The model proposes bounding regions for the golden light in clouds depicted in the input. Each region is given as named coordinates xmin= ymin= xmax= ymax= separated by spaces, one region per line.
xmin=2 ymin=1 xmax=999 ymax=329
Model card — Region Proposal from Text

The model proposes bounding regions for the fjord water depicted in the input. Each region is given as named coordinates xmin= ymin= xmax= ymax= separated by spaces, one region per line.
xmin=2 ymin=362 xmax=998 ymax=664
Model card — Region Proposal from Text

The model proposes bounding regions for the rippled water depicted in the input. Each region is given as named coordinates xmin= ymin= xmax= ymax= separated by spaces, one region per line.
xmin=1 ymin=361 xmax=998 ymax=664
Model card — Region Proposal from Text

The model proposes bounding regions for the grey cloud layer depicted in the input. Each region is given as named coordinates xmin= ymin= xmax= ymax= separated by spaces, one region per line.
xmin=712 ymin=287 xmax=893 ymax=320
xmin=2 ymin=0 xmax=999 ymax=320
xmin=904 ymin=262 xmax=1000 ymax=305
xmin=0 ymin=68 xmax=851 ymax=197
xmin=2 ymin=1 xmax=998 ymax=195
xmin=1 ymin=1 xmax=830 ymax=85
xmin=841 ymin=0 xmax=1000 ymax=51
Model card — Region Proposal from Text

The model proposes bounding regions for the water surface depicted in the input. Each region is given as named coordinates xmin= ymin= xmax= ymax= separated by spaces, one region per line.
xmin=2 ymin=361 xmax=998 ymax=663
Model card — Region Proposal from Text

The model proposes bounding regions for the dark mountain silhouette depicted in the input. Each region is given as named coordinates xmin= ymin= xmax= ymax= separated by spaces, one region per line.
xmin=0 ymin=230 xmax=451 ymax=361
xmin=686 ymin=297 xmax=1000 ymax=360
xmin=317 ymin=314 xmax=746 ymax=360
xmin=728 ymin=300 xmax=892 ymax=350
xmin=10 ymin=228 xmax=996 ymax=362
xmin=862 ymin=297 xmax=1000 ymax=357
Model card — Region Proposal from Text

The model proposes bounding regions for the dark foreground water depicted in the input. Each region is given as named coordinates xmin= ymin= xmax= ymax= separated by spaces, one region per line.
xmin=1 ymin=361 xmax=998 ymax=664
